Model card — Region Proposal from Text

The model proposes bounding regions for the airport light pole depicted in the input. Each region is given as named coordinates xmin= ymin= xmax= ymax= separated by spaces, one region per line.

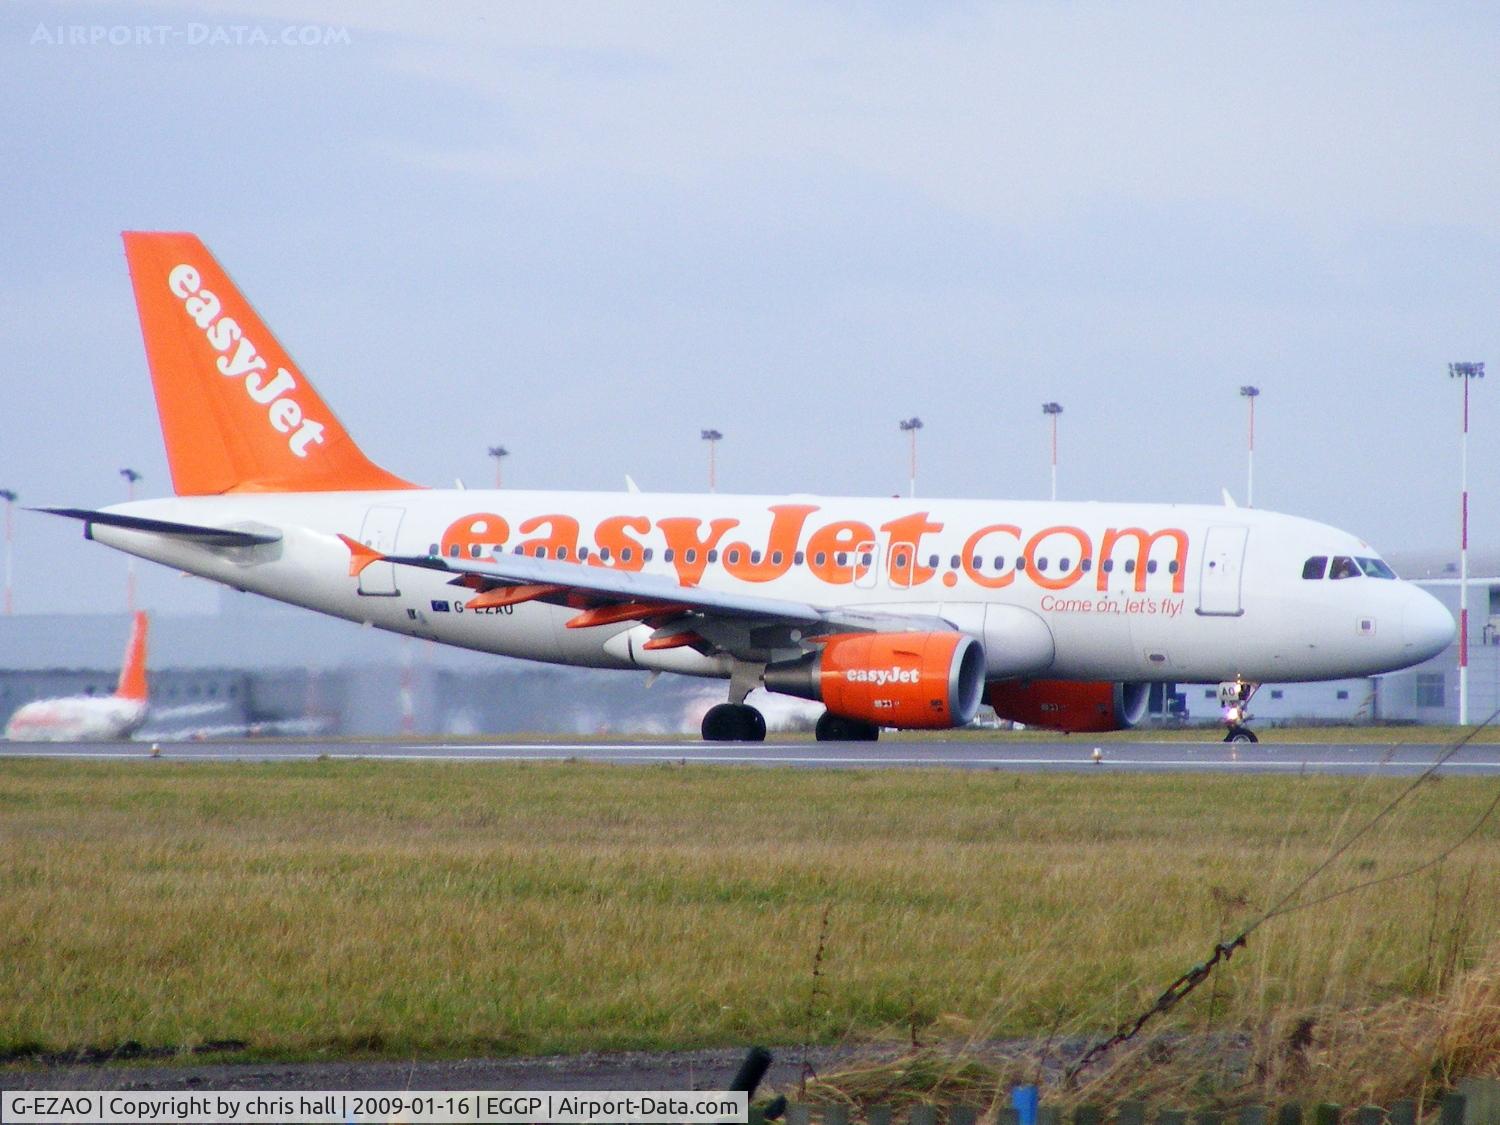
xmin=120 ymin=468 xmax=141 ymax=613
xmin=701 ymin=429 xmax=722 ymax=493
xmin=1240 ymin=385 xmax=1260 ymax=507
xmin=487 ymin=445 xmax=509 ymax=489
xmin=1450 ymin=362 xmax=1484 ymax=725
xmin=1042 ymin=402 xmax=1063 ymax=501
xmin=0 ymin=488 xmax=16 ymax=616
xmin=899 ymin=417 xmax=923 ymax=498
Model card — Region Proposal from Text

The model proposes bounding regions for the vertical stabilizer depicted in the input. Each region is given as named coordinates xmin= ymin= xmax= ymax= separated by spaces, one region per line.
xmin=121 ymin=232 xmax=419 ymax=495
xmin=115 ymin=611 xmax=149 ymax=702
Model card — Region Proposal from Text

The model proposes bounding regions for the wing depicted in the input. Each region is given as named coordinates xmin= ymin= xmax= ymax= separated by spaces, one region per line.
xmin=339 ymin=536 xmax=955 ymax=661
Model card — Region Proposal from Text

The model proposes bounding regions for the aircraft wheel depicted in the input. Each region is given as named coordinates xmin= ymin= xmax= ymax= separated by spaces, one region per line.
xmin=1224 ymin=725 xmax=1259 ymax=744
xmin=815 ymin=713 xmax=880 ymax=742
xmin=702 ymin=703 xmax=767 ymax=742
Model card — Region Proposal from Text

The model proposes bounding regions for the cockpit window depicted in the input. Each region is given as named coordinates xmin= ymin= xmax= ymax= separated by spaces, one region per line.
xmin=1357 ymin=557 xmax=1396 ymax=579
xmin=1329 ymin=555 xmax=1360 ymax=580
xmin=1302 ymin=556 xmax=1327 ymax=580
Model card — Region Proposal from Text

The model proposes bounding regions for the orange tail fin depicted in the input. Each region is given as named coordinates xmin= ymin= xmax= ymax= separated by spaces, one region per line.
xmin=121 ymin=232 xmax=419 ymax=496
xmin=115 ymin=611 xmax=149 ymax=702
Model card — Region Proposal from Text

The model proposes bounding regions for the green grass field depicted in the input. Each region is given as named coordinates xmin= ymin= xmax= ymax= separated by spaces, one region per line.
xmin=1 ymin=759 xmax=1497 ymax=1081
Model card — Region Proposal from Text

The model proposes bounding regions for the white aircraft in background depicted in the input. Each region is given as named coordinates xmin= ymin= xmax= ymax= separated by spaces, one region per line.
xmin=5 ymin=612 xmax=150 ymax=741
xmin=37 ymin=234 xmax=1455 ymax=743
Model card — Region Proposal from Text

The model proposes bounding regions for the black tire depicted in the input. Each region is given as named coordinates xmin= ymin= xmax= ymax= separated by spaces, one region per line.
xmin=1224 ymin=726 xmax=1258 ymax=744
xmin=815 ymin=712 xmax=880 ymax=742
xmin=701 ymin=703 xmax=767 ymax=742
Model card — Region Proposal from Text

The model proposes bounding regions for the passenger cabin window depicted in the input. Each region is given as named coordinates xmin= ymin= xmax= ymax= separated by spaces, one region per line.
xmin=1357 ymin=557 xmax=1396 ymax=579
xmin=1302 ymin=556 xmax=1327 ymax=580
xmin=1329 ymin=556 xmax=1360 ymax=580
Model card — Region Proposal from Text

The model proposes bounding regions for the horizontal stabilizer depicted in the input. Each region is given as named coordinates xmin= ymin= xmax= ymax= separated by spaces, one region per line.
xmin=32 ymin=507 xmax=282 ymax=546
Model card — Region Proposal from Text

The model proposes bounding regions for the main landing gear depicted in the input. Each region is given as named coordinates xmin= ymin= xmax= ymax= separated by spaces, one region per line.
xmin=814 ymin=713 xmax=879 ymax=742
xmin=701 ymin=661 xmax=769 ymax=742
xmin=697 ymin=661 xmax=882 ymax=743
xmin=1218 ymin=680 xmax=1261 ymax=743
xmin=701 ymin=703 xmax=767 ymax=742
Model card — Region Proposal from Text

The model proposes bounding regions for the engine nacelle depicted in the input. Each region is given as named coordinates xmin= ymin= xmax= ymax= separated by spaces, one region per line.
xmin=987 ymin=680 xmax=1150 ymax=733
xmin=763 ymin=632 xmax=986 ymax=729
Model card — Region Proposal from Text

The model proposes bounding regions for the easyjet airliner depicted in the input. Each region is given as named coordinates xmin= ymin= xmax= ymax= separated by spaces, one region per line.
xmin=38 ymin=234 xmax=1455 ymax=742
xmin=4 ymin=612 xmax=149 ymax=742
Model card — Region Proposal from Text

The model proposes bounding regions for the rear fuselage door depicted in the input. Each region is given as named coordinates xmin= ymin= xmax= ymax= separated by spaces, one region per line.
xmin=1197 ymin=525 xmax=1248 ymax=617
xmin=357 ymin=506 xmax=405 ymax=596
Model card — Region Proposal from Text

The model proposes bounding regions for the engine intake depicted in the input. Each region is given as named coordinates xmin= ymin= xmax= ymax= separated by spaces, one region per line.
xmin=763 ymin=631 xmax=986 ymax=729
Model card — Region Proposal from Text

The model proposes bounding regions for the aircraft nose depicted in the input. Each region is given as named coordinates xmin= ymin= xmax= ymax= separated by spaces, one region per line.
xmin=1402 ymin=586 xmax=1456 ymax=662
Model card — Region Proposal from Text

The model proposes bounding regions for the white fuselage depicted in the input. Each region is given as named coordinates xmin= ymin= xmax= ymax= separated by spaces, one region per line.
xmin=88 ymin=490 xmax=1455 ymax=688
xmin=4 ymin=695 xmax=148 ymax=742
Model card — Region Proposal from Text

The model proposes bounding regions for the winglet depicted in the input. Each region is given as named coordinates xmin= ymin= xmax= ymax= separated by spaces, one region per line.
xmin=116 ymin=611 xmax=149 ymax=702
xmin=338 ymin=534 xmax=384 ymax=577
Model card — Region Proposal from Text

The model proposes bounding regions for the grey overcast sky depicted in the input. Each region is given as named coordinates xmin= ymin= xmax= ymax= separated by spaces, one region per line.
xmin=2 ymin=1 xmax=1499 ymax=616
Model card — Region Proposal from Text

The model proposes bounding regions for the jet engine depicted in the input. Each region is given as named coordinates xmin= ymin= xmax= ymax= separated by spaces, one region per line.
xmin=987 ymin=679 xmax=1150 ymax=732
xmin=763 ymin=631 xmax=986 ymax=729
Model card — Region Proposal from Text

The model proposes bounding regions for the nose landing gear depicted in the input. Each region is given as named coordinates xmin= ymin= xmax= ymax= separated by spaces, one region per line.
xmin=1218 ymin=680 xmax=1260 ymax=743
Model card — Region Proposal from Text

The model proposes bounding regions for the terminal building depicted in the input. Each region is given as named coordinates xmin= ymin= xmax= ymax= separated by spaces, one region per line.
xmin=0 ymin=551 xmax=1494 ymax=737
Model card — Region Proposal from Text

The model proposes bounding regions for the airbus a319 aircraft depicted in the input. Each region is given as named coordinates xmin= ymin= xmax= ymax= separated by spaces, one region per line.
xmin=39 ymin=234 xmax=1455 ymax=743
xmin=4 ymin=612 xmax=149 ymax=742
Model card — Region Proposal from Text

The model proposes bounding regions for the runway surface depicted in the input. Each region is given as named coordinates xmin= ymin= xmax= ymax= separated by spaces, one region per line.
xmin=3 ymin=736 xmax=1498 ymax=774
